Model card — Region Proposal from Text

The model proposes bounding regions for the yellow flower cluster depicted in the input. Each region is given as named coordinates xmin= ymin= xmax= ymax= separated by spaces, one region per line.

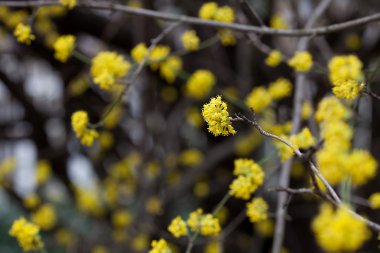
xmin=199 ymin=2 xmax=235 ymax=23
xmin=71 ymin=111 xmax=99 ymax=146
xmin=187 ymin=209 xmax=221 ymax=236
xmin=245 ymin=87 xmax=272 ymax=113
xmin=246 ymin=197 xmax=269 ymax=223
xmin=181 ymin=30 xmax=200 ymax=51
xmin=275 ymin=128 xmax=315 ymax=161
xmin=265 ymin=50 xmax=283 ymax=67
xmin=149 ymin=45 xmax=171 ymax=69
xmin=218 ymin=29 xmax=236 ymax=46
xmin=186 ymin=70 xmax=216 ymax=99
xmin=36 ymin=160 xmax=52 ymax=185
xmin=159 ymin=56 xmax=182 ymax=83
xmin=53 ymin=35 xmax=75 ymax=62
xmin=179 ymin=149 xmax=204 ymax=167
xmin=75 ymin=188 xmax=104 ymax=216
xmin=131 ymin=43 xmax=148 ymax=63
xmin=14 ymin=23 xmax=35 ymax=45
xmin=167 ymin=216 xmax=188 ymax=238
xmin=369 ymin=193 xmax=380 ymax=209
xmin=270 ymin=14 xmax=288 ymax=29
xmin=59 ymin=0 xmax=76 ymax=9
xmin=328 ymin=55 xmax=364 ymax=100
xmin=148 ymin=239 xmax=172 ymax=253
xmin=268 ymin=78 xmax=293 ymax=100
xmin=312 ymin=204 xmax=371 ymax=252
xmin=91 ymin=51 xmax=131 ymax=90
xmin=31 ymin=204 xmax=57 ymax=231
xmin=9 ymin=217 xmax=44 ymax=251
xmin=301 ymin=101 xmax=312 ymax=120
xmin=288 ymin=51 xmax=313 ymax=72
xmin=315 ymin=96 xmax=377 ymax=186
xmin=229 ymin=159 xmax=264 ymax=200
xmin=202 ymin=96 xmax=236 ymax=136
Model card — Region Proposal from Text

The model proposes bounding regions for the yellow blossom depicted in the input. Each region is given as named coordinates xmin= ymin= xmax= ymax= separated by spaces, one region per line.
xmin=187 ymin=209 xmax=221 ymax=236
xmin=202 ymin=96 xmax=236 ymax=136
xmin=131 ymin=43 xmax=148 ymax=63
xmin=312 ymin=204 xmax=371 ymax=252
xmin=245 ymin=87 xmax=272 ymax=113
xmin=186 ymin=70 xmax=216 ymax=99
xmin=301 ymin=101 xmax=312 ymax=120
xmin=265 ymin=50 xmax=282 ymax=67
xmin=229 ymin=176 xmax=257 ymax=200
xmin=332 ymin=79 xmax=364 ymax=100
xmin=71 ymin=111 xmax=99 ymax=146
xmin=246 ymin=198 xmax=268 ymax=223
xmin=217 ymin=29 xmax=236 ymax=46
xmin=53 ymin=35 xmax=75 ymax=62
xmin=214 ymin=6 xmax=235 ymax=23
xmin=159 ymin=56 xmax=182 ymax=83
xmin=268 ymin=78 xmax=292 ymax=100
xmin=181 ymin=30 xmax=200 ymax=51
xmin=168 ymin=216 xmax=188 ymax=238
xmin=369 ymin=193 xmax=380 ymax=209
xmin=91 ymin=51 xmax=131 ymax=90
xmin=59 ymin=0 xmax=76 ymax=9
xmin=180 ymin=149 xmax=204 ymax=167
xmin=344 ymin=149 xmax=377 ymax=186
xmin=199 ymin=2 xmax=218 ymax=20
xmin=9 ymin=217 xmax=44 ymax=251
xmin=149 ymin=239 xmax=172 ymax=253
xmin=288 ymin=51 xmax=313 ymax=72
xmin=149 ymin=45 xmax=170 ymax=70
xmin=36 ymin=160 xmax=51 ymax=185
xmin=270 ymin=14 xmax=288 ymax=29
xmin=315 ymin=96 xmax=350 ymax=123
xmin=22 ymin=194 xmax=40 ymax=209
xmin=328 ymin=55 xmax=363 ymax=85
xmin=14 ymin=23 xmax=35 ymax=45
xmin=31 ymin=204 xmax=57 ymax=231
xmin=255 ymin=219 xmax=274 ymax=237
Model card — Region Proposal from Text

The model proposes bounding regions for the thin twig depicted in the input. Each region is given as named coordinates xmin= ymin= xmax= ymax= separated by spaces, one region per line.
xmin=1 ymin=1 xmax=380 ymax=37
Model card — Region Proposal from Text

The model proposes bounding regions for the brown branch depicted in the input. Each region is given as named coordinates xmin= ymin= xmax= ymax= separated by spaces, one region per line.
xmin=1 ymin=0 xmax=380 ymax=37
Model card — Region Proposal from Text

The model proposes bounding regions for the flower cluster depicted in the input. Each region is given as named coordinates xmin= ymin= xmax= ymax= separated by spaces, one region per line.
xmin=14 ymin=23 xmax=35 ymax=45
xmin=59 ymin=0 xmax=76 ymax=9
xmin=270 ymin=14 xmax=288 ymax=29
xmin=9 ymin=217 xmax=44 ymax=251
xmin=187 ymin=209 xmax=221 ymax=236
xmin=312 ymin=204 xmax=371 ymax=252
xmin=186 ymin=70 xmax=216 ymax=99
xmin=246 ymin=198 xmax=269 ymax=223
xmin=91 ymin=51 xmax=131 ymax=90
xmin=71 ymin=111 xmax=99 ymax=146
xmin=288 ymin=51 xmax=313 ymax=72
xmin=245 ymin=87 xmax=272 ymax=113
xmin=148 ymin=239 xmax=172 ymax=253
xmin=159 ymin=56 xmax=182 ymax=83
xmin=229 ymin=159 xmax=264 ymax=200
xmin=202 ymin=96 xmax=236 ymax=136
xmin=31 ymin=204 xmax=57 ymax=231
xmin=167 ymin=216 xmax=188 ymax=238
xmin=181 ymin=30 xmax=200 ymax=51
xmin=53 ymin=35 xmax=75 ymax=62
xmin=199 ymin=2 xmax=234 ymax=23
xmin=265 ymin=50 xmax=283 ymax=67
xmin=268 ymin=78 xmax=293 ymax=100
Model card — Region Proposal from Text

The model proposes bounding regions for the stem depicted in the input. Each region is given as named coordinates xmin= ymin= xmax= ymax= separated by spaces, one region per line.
xmin=72 ymin=50 xmax=91 ymax=65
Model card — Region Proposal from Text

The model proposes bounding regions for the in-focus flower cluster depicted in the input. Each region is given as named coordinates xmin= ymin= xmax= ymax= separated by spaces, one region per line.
xmin=246 ymin=197 xmax=269 ymax=223
xmin=148 ymin=239 xmax=172 ymax=253
xmin=202 ymin=96 xmax=236 ymax=136
xmin=186 ymin=209 xmax=221 ymax=236
xmin=53 ymin=34 xmax=75 ymax=62
xmin=14 ymin=23 xmax=35 ymax=45
xmin=229 ymin=159 xmax=264 ymax=200
xmin=71 ymin=111 xmax=99 ymax=146
xmin=9 ymin=217 xmax=44 ymax=251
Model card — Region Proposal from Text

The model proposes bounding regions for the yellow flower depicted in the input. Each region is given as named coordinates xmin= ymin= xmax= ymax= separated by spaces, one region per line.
xmin=53 ymin=35 xmax=75 ymax=62
xmin=200 ymin=214 xmax=221 ymax=236
xmin=268 ymin=78 xmax=292 ymax=100
xmin=9 ymin=217 xmax=44 ymax=251
xmin=255 ymin=219 xmax=274 ymax=237
xmin=312 ymin=204 xmax=371 ymax=252
xmin=71 ymin=111 xmax=99 ymax=146
xmin=91 ymin=51 xmax=131 ymax=90
xmin=159 ymin=56 xmax=182 ymax=83
xmin=316 ymin=147 xmax=346 ymax=185
xmin=14 ymin=23 xmax=35 ymax=45
xmin=36 ymin=160 xmax=51 ymax=185
xmin=179 ymin=149 xmax=204 ymax=167
xmin=202 ymin=96 xmax=236 ymax=136
xmin=247 ymin=198 xmax=268 ymax=223
xmin=245 ymin=87 xmax=272 ymax=113
xmin=75 ymin=188 xmax=104 ymax=216
xmin=149 ymin=239 xmax=172 ymax=253
xmin=290 ymin=127 xmax=315 ymax=150
xmin=186 ymin=70 xmax=216 ymax=99
xmin=181 ymin=30 xmax=200 ymax=51
xmin=332 ymin=79 xmax=364 ymax=100
xmin=229 ymin=176 xmax=256 ymax=200
xmin=328 ymin=55 xmax=363 ymax=85
xmin=149 ymin=45 xmax=170 ymax=70
xmin=265 ymin=50 xmax=282 ymax=67
xmin=199 ymin=2 xmax=218 ymax=20
xmin=345 ymin=149 xmax=377 ymax=186
xmin=22 ymin=194 xmax=40 ymax=209
xmin=168 ymin=216 xmax=188 ymax=238
xmin=288 ymin=51 xmax=313 ymax=72
xmin=59 ymin=0 xmax=76 ymax=9
xmin=270 ymin=14 xmax=288 ymax=29
xmin=301 ymin=101 xmax=312 ymax=120
xmin=214 ymin=6 xmax=235 ymax=23
xmin=218 ymin=29 xmax=236 ymax=46
xmin=31 ymin=204 xmax=57 ymax=231
xmin=112 ymin=210 xmax=132 ymax=228
xmin=369 ymin=193 xmax=380 ymax=209
xmin=131 ymin=43 xmax=148 ymax=63
xmin=315 ymin=96 xmax=350 ymax=123
xmin=205 ymin=241 xmax=222 ymax=253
